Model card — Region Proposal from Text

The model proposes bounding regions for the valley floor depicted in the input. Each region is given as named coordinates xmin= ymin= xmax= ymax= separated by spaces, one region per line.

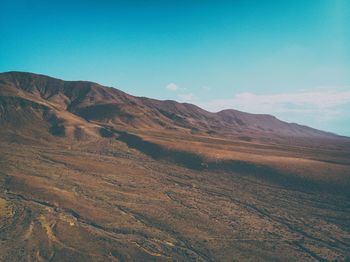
xmin=0 ymin=138 xmax=350 ymax=261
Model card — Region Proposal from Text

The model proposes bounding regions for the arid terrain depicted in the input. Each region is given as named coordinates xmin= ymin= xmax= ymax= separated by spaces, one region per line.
xmin=1 ymin=72 xmax=350 ymax=261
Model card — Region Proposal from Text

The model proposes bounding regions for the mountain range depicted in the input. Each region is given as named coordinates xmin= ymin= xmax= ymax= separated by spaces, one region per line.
xmin=0 ymin=71 xmax=340 ymax=142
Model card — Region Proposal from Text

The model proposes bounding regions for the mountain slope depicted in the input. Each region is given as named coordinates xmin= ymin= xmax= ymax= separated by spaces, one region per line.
xmin=0 ymin=71 xmax=340 ymax=140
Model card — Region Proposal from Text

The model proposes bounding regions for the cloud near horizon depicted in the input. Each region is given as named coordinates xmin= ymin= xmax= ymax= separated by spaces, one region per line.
xmin=199 ymin=88 xmax=350 ymax=114
xmin=178 ymin=93 xmax=195 ymax=102
xmin=197 ymin=88 xmax=350 ymax=135
xmin=166 ymin=83 xmax=178 ymax=91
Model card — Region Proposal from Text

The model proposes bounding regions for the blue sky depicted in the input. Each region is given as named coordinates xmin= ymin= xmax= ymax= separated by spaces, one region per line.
xmin=1 ymin=0 xmax=349 ymax=135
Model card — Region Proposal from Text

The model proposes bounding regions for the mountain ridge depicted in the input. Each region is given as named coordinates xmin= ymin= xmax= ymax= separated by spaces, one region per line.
xmin=0 ymin=71 xmax=342 ymax=140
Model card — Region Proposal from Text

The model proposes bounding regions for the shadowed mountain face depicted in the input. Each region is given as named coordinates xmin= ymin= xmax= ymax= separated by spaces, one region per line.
xmin=1 ymin=71 xmax=350 ymax=261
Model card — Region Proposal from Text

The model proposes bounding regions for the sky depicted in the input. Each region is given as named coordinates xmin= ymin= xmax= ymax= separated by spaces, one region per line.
xmin=1 ymin=0 xmax=350 ymax=136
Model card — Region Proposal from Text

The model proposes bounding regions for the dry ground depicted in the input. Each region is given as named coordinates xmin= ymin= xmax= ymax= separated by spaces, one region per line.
xmin=0 ymin=131 xmax=350 ymax=261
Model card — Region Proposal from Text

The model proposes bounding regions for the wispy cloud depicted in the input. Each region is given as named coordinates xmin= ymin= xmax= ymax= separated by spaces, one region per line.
xmin=178 ymin=93 xmax=195 ymax=102
xmin=166 ymin=82 xmax=195 ymax=102
xmin=201 ymin=86 xmax=211 ymax=91
xmin=199 ymin=88 xmax=350 ymax=117
xmin=166 ymin=83 xmax=178 ymax=91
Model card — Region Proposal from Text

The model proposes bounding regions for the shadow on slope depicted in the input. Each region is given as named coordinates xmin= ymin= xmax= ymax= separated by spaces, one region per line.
xmin=103 ymin=127 xmax=349 ymax=197
xmin=0 ymin=96 xmax=65 ymax=137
